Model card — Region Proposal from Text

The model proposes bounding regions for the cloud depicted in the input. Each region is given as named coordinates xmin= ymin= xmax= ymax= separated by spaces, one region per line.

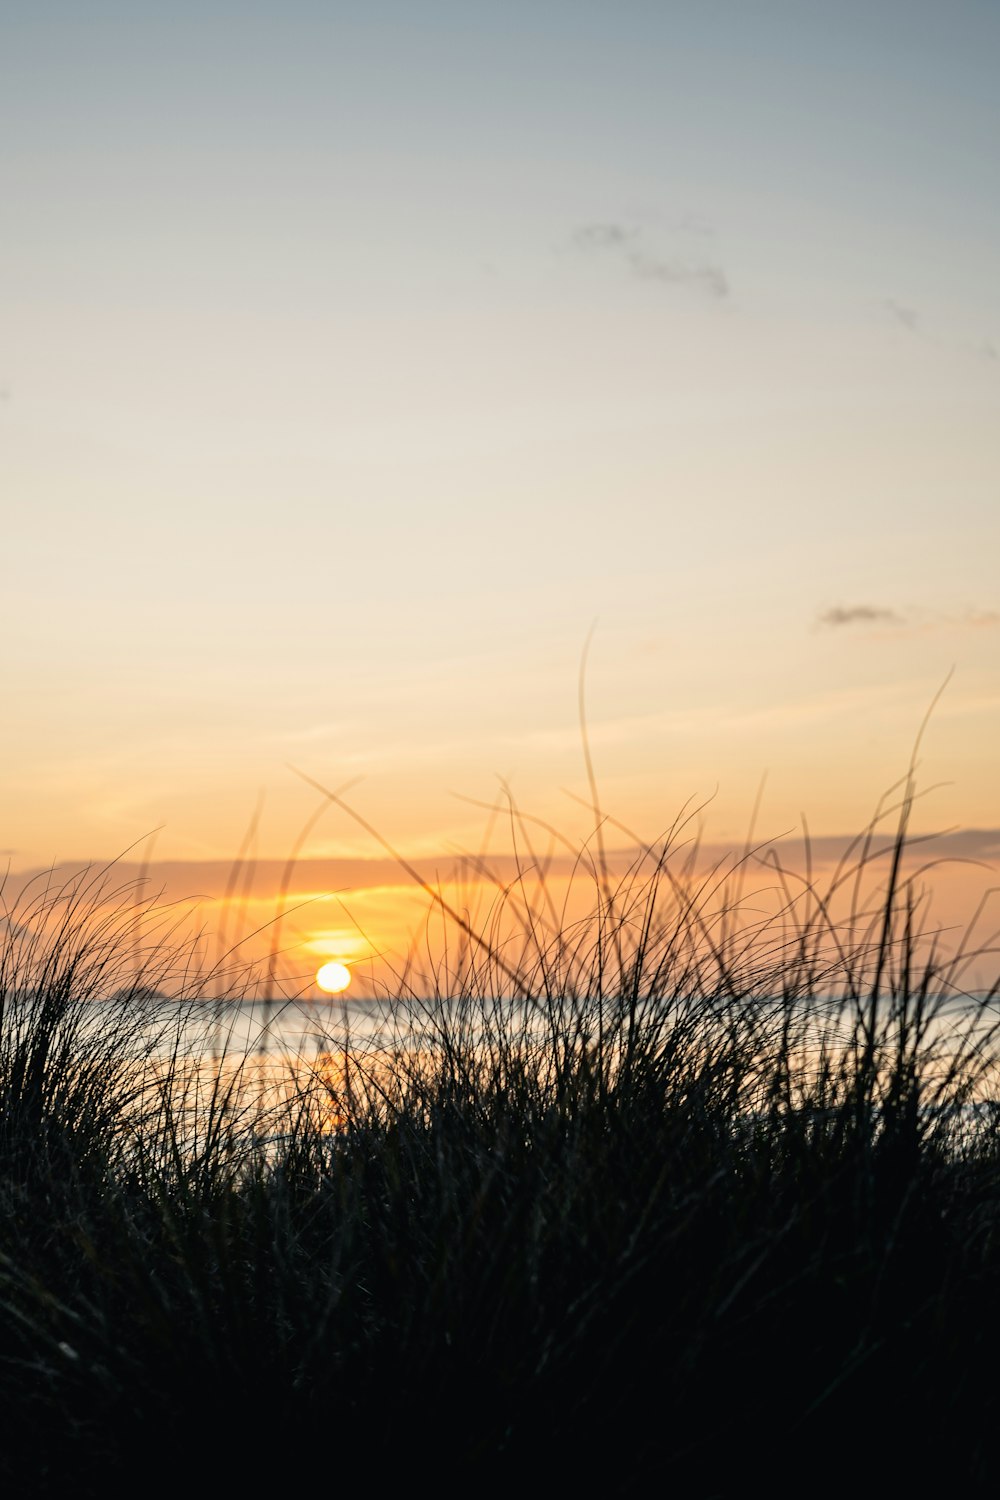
xmin=573 ymin=221 xmax=729 ymax=299
xmin=627 ymin=248 xmax=729 ymax=298
xmin=573 ymin=223 xmax=631 ymax=250
xmin=883 ymin=300 xmax=998 ymax=368
xmin=818 ymin=605 xmax=904 ymax=629
xmin=885 ymin=299 xmax=919 ymax=333
xmin=817 ymin=604 xmax=1000 ymax=633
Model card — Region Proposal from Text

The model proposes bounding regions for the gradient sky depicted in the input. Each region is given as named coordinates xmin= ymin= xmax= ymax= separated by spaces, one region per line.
xmin=2 ymin=3 xmax=998 ymax=978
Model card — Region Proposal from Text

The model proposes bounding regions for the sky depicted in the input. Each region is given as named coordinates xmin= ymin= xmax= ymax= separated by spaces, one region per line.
xmin=2 ymin=2 xmax=999 ymax=985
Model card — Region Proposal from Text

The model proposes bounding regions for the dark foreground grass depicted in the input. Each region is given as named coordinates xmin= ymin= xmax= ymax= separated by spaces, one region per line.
xmin=2 ymin=785 xmax=1000 ymax=1496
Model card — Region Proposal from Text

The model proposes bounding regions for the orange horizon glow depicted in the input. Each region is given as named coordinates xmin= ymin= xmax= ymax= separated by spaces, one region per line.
xmin=6 ymin=823 xmax=996 ymax=999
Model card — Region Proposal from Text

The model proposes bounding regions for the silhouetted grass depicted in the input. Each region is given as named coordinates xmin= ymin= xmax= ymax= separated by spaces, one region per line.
xmin=2 ymin=774 xmax=999 ymax=1495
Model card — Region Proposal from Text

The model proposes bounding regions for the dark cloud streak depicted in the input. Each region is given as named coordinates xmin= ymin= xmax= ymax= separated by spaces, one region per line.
xmin=817 ymin=604 xmax=1000 ymax=632
xmin=818 ymin=605 xmax=904 ymax=628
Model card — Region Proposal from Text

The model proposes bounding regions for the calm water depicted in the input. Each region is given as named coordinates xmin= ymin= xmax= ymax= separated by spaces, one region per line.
xmin=200 ymin=995 xmax=400 ymax=1058
xmin=150 ymin=987 xmax=1000 ymax=1063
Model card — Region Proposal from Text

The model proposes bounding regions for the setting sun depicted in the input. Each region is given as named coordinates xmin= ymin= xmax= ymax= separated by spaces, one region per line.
xmin=315 ymin=961 xmax=352 ymax=995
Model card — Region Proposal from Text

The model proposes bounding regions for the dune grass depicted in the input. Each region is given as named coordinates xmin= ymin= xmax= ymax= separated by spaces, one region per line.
xmin=1 ymin=773 xmax=1000 ymax=1495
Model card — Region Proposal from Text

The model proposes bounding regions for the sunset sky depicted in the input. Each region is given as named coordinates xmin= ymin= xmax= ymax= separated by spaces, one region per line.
xmin=3 ymin=3 xmax=998 ymax=985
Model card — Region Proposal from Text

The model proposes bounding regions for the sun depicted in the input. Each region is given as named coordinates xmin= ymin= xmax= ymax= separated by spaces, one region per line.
xmin=315 ymin=961 xmax=352 ymax=995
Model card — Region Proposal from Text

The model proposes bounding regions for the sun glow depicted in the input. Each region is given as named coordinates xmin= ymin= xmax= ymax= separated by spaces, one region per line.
xmin=315 ymin=961 xmax=352 ymax=995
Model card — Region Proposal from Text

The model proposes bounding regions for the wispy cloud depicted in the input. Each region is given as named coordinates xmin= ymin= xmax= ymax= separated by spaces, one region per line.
xmin=574 ymin=223 xmax=631 ymax=250
xmin=573 ymin=221 xmax=729 ymax=299
xmin=883 ymin=299 xmax=998 ymax=367
xmin=884 ymin=299 xmax=919 ymax=333
xmin=818 ymin=605 xmax=904 ymax=628
xmin=628 ymin=248 xmax=729 ymax=298
xmin=817 ymin=604 xmax=1000 ymax=632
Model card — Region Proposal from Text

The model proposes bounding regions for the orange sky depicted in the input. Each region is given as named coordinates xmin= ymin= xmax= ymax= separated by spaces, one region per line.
xmin=8 ymin=820 xmax=998 ymax=1000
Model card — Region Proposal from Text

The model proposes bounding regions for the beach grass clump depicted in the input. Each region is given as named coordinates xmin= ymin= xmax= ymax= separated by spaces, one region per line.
xmin=1 ymin=781 xmax=999 ymax=1494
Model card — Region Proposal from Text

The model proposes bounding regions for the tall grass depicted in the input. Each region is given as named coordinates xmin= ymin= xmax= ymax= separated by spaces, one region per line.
xmin=1 ymin=776 xmax=999 ymax=1495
